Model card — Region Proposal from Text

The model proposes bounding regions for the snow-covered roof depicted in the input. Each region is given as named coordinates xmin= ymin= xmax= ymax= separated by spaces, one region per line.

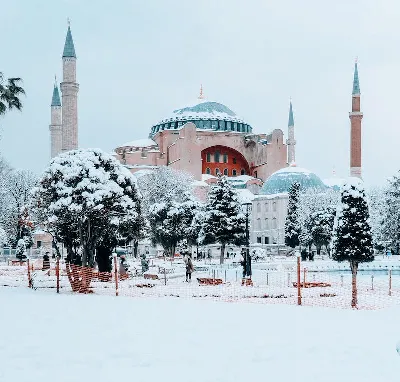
xmin=191 ymin=180 xmax=209 ymax=187
xmin=261 ymin=164 xmax=326 ymax=195
xmin=119 ymin=138 xmax=157 ymax=148
xmin=235 ymin=189 xmax=256 ymax=203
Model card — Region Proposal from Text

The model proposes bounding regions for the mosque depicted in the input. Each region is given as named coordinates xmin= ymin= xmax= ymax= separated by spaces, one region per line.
xmin=47 ymin=25 xmax=363 ymax=250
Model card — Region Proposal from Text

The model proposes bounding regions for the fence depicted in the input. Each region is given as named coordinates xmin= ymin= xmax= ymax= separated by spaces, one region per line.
xmin=1 ymin=256 xmax=400 ymax=310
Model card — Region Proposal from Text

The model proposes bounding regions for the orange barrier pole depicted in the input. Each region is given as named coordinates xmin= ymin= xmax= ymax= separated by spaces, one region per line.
xmin=56 ymin=257 xmax=60 ymax=294
xmin=389 ymin=270 xmax=392 ymax=296
xmin=114 ymin=255 xmax=119 ymax=297
xmin=297 ymin=255 xmax=301 ymax=305
xmin=303 ymin=267 xmax=307 ymax=286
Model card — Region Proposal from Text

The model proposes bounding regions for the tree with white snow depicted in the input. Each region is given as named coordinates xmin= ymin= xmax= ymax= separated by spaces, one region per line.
xmin=285 ymin=182 xmax=300 ymax=249
xmin=331 ymin=179 xmax=374 ymax=308
xmin=200 ymin=175 xmax=246 ymax=264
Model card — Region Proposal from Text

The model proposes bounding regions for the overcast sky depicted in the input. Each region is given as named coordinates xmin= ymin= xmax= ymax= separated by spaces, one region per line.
xmin=1 ymin=0 xmax=399 ymax=186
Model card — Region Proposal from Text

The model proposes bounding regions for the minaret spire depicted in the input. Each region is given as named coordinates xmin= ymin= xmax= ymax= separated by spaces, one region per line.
xmin=286 ymin=99 xmax=296 ymax=165
xmin=49 ymin=77 xmax=62 ymax=158
xmin=349 ymin=59 xmax=363 ymax=178
xmin=60 ymin=22 xmax=79 ymax=152
xmin=198 ymin=84 xmax=205 ymax=101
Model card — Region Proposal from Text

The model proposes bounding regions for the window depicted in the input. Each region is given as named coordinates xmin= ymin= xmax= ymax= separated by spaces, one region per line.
xmin=219 ymin=120 xmax=225 ymax=130
xmin=233 ymin=122 xmax=237 ymax=131
xmin=257 ymin=203 xmax=261 ymax=213
xmin=254 ymin=171 xmax=258 ymax=178
xmin=223 ymin=154 xmax=228 ymax=163
xmin=206 ymin=168 xmax=211 ymax=175
xmin=232 ymin=169 xmax=237 ymax=176
xmin=272 ymin=218 xmax=277 ymax=229
xmin=273 ymin=237 xmax=277 ymax=244
xmin=204 ymin=120 xmax=211 ymax=129
xmin=265 ymin=218 xmax=269 ymax=230
xmin=273 ymin=201 xmax=277 ymax=212
xmin=223 ymin=168 xmax=228 ymax=176
xmin=214 ymin=150 xmax=220 ymax=163
xmin=233 ymin=158 xmax=237 ymax=164
xmin=215 ymin=168 xmax=221 ymax=175
xmin=265 ymin=237 xmax=269 ymax=245
xmin=265 ymin=203 xmax=269 ymax=212
xmin=257 ymin=218 xmax=261 ymax=230
xmin=206 ymin=153 xmax=211 ymax=163
xmin=257 ymin=237 xmax=262 ymax=244
xmin=211 ymin=120 xmax=218 ymax=130
xmin=227 ymin=121 xmax=232 ymax=130
xmin=37 ymin=241 xmax=42 ymax=248
xmin=241 ymin=169 xmax=245 ymax=175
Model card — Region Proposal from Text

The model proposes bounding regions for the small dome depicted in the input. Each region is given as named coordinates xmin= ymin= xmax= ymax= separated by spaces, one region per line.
xmin=150 ymin=101 xmax=252 ymax=137
xmin=260 ymin=166 xmax=327 ymax=195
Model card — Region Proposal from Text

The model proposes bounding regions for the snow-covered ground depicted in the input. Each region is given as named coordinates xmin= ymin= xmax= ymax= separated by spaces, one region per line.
xmin=0 ymin=288 xmax=399 ymax=382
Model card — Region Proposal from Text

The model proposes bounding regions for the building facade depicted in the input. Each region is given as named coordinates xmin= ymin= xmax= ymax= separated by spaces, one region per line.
xmin=114 ymin=98 xmax=295 ymax=182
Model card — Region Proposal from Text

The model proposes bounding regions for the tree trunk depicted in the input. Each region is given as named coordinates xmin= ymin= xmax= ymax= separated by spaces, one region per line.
xmin=350 ymin=261 xmax=358 ymax=308
xmin=133 ymin=239 xmax=139 ymax=258
xmin=220 ymin=243 xmax=225 ymax=264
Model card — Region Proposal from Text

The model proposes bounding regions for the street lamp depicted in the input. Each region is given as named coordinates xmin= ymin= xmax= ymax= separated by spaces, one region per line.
xmin=242 ymin=202 xmax=252 ymax=282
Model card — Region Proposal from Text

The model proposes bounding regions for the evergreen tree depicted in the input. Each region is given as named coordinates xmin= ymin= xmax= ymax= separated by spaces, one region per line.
xmin=332 ymin=179 xmax=374 ymax=308
xmin=200 ymin=175 xmax=246 ymax=264
xmin=0 ymin=72 xmax=25 ymax=118
xmin=310 ymin=207 xmax=335 ymax=254
xmin=382 ymin=175 xmax=400 ymax=254
xmin=285 ymin=182 xmax=300 ymax=249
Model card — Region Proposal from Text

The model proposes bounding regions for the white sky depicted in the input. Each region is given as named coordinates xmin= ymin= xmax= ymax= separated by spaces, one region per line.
xmin=1 ymin=0 xmax=399 ymax=186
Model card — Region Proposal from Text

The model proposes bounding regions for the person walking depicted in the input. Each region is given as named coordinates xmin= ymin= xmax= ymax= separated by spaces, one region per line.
xmin=185 ymin=254 xmax=194 ymax=282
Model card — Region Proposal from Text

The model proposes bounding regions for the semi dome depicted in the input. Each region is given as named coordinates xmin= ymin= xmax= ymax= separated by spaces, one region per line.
xmin=150 ymin=101 xmax=252 ymax=137
xmin=260 ymin=166 xmax=327 ymax=195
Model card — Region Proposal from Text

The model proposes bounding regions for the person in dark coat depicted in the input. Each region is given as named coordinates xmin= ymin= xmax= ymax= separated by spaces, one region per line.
xmin=42 ymin=253 xmax=50 ymax=270
xmin=185 ymin=254 xmax=194 ymax=282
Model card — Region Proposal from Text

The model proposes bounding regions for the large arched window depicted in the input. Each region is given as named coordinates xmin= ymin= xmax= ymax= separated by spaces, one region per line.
xmin=223 ymin=168 xmax=228 ymax=176
xmin=223 ymin=154 xmax=228 ymax=163
xmin=215 ymin=168 xmax=221 ymax=175
xmin=206 ymin=168 xmax=211 ymax=175
xmin=206 ymin=153 xmax=211 ymax=163
xmin=214 ymin=150 xmax=220 ymax=163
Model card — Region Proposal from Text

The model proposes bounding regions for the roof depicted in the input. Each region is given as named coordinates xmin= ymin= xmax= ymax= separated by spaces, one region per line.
xmin=323 ymin=176 xmax=345 ymax=190
xmin=51 ymin=84 xmax=61 ymax=106
xmin=119 ymin=138 xmax=157 ymax=148
xmin=63 ymin=26 xmax=76 ymax=58
xmin=352 ymin=62 xmax=360 ymax=95
xmin=260 ymin=165 xmax=326 ymax=195
xmin=236 ymin=189 xmax=256 ymax=203
xmin=288 ymin=101 xmax=294 ymax=127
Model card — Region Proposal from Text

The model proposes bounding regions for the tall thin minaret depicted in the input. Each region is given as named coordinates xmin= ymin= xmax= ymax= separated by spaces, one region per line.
xmin=286 ymin=100 xmax=296 ymax=164
xmin=60 ymin=22 xmax=79 ymax=152
xmin=349 ymin=60 xmax=363 ymax=178
xmin=49 ymin=78 xmax=62 ymax=158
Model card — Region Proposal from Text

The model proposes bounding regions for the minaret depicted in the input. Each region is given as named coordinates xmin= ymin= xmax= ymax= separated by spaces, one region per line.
xmin=286 ymin=100 xmax=296 ymax=164
xmin=49 ymin=78 xmax=62 ymax=158
xmin=60 ymin=22 xmax=79 ymax=152
xmin=198 ymin=84 xmax=205 ymax=102
xmin=349 ymin=60 xmax=363 ymax=178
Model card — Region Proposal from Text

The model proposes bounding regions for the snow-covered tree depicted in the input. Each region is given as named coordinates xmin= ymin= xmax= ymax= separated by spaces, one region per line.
xmin=382 ymin=175 xmax=400 ymax=254
xmin=15 ymin=238 xmax=26 ymax=261
xmin=285 ymin=182 xmax=300 ymax=249
xmin=368 ymin=186 xmax=386 ymax=251
xmin=331 ymin=179 xmax=374 ymax=308
xmin=200 ymin=175 xmax=246 ymax=264
xmin=31 ymin=149 xmax=143 ymax=291
xmin=310 ymin=207 xmax=335 ymax=254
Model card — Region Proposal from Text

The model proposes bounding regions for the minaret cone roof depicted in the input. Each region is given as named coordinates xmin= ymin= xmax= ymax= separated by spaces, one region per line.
xmin=288 ymin=101 xmax=294 ymax=127
xmin=352 ymin=62 xmax=360 ymax=95
xmin=51 ymin=83 xmax=61 ymax=106
xmin=63 ymin=25 xmax=76 ymax=58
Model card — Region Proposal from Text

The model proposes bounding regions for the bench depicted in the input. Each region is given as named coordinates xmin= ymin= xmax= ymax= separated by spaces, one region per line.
xmin=197 ymin=278 xmax=223 ymax=285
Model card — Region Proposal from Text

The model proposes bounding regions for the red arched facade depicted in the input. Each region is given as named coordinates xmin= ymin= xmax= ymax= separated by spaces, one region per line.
xmin=201 ymin=145 xmax=250 ymax=177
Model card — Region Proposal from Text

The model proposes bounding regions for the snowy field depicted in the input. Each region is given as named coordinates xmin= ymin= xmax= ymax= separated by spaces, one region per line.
xmin=1 ymin=287 xmax=400 ymax=382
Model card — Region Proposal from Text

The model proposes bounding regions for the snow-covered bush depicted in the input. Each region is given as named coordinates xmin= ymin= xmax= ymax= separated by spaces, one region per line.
xmin=285 ymin=182 xmax=300 ymax=248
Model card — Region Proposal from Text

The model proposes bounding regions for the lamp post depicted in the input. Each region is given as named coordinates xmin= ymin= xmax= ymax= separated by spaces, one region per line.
xmin=242 ymin=202 xmax=252 ymax=281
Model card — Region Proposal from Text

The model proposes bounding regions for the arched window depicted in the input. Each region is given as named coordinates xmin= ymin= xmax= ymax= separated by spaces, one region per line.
xmin=265 ymin=203 xmax=269 ymax=212
xmin=232 ymin=169 xmax=237 ymax=176
xmin=265 ymin=218 xmax=269 ymax=230
xmin=223 ymin=154 xmax=228 ymax=163
xmin=257 ymin=218 xmax=261 ymax=230
xmin=214 ymin=151 xmax=220 ymax=163
xmin=206 ymin=168 xmax=211 ymax=175
xmin=257 ymin=203 xmax=261 ymax=213
xmin=206 ymin=153 xmax=211 ymax=163
xmin=223 ymin=168 xmax=228 ymax=176
xmin=227 ymin=121 xmax=232 ymax=130
xmin=233 ymin=158 xmax=237 ymax=164
xmin=272 ymin=218 xmax=277 ymax=229
xmin=254 ymin=171 xmax=258 ymax=178
xmin=215 ymin=168 xmax=221 ymax=175
xmin=272 ymin=202 xmax=277 ymax=212
xmin=241 ymin=169 xmax=245 ymax=175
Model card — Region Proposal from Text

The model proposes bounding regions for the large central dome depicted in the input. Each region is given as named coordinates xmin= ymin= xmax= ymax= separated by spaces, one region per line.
xmin=150 ymin=101 xmax=252 ymax=137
